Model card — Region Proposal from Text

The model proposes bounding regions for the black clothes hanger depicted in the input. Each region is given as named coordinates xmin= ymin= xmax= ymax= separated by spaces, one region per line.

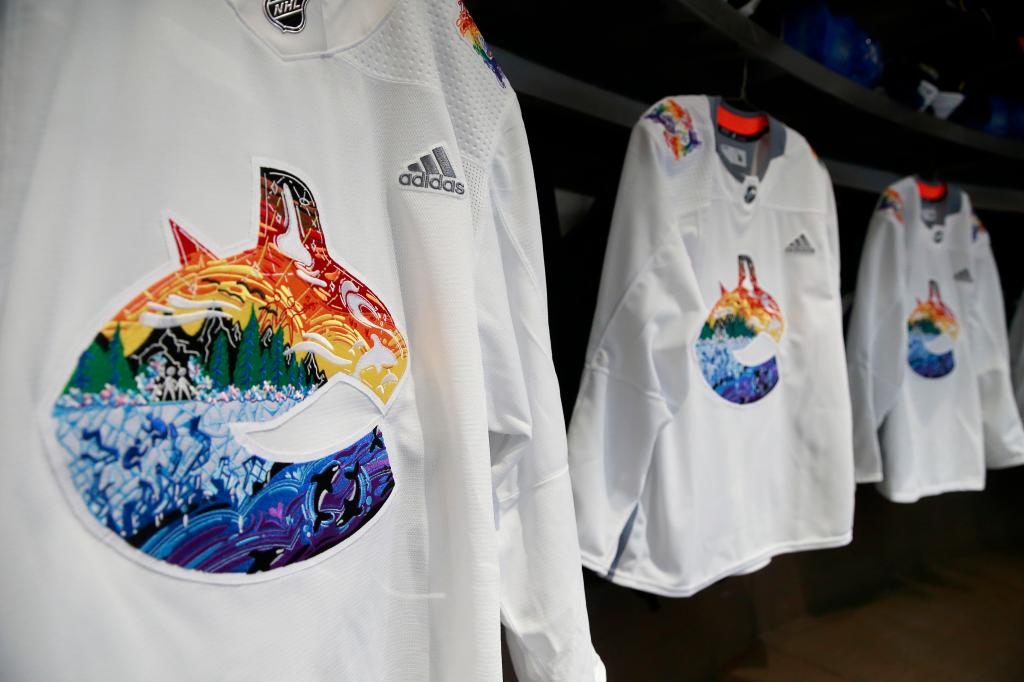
xmin=722 ymin=60 xmax=762 ymax=114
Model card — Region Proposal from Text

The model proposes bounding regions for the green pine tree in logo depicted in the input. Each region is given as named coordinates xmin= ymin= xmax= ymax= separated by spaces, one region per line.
xmin=268 ymin=327 xmax=286 ymax=388
xmin=68 ymin=338 xmax=109 ymax=394
xmin=233 ymin=306 xmax=262 ymax=390
xmin=108 ymin=323 xmax=135 ymax=391
xmin=208 ymin=331 xmax=232 ymax=390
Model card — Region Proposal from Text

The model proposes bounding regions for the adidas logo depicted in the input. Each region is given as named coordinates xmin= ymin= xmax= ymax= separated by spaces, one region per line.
xmin=785 ymin=233 xmax=815 ymax=254
xmin=398 ymin=145 xmax=465 ymax=197
xmin=954 ymin=268 xmax=973 ymax=283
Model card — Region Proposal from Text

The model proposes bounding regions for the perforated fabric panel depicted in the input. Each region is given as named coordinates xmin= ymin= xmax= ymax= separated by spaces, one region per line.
xmin=463 ymin=156 xmax=489 ymax=238
xmin=343 ymin=0 xmax=440 ymax=85
xmin=342 ymin=0 xmax=511 ymax=167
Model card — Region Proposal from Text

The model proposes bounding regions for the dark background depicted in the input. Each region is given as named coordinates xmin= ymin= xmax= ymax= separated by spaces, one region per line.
xmin=465 ymin=1 xmax=1024 ymax=680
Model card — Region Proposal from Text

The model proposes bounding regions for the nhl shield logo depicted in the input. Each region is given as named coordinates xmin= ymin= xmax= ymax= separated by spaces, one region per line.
xmin=264 ymin=0 xmax=309 ymax=33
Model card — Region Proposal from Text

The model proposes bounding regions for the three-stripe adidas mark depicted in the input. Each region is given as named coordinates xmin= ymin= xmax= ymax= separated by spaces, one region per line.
xmin=398 ymin=145 xmax=465 ymax=197
xmin=785 ymin=233 xmax=815 ymax=254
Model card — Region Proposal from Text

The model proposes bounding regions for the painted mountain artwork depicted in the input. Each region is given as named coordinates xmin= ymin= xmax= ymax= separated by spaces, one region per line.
xmin=695 ymin=255 xmax=784 ymax=405
xmin=50 ymin=165 xmax=408 ymax=575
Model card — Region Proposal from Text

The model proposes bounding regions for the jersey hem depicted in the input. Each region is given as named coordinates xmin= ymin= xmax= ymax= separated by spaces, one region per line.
xmin=879 ymin=479 xmax=985 ymax=503
xmin=580 ymin=530 xmax=853 ymax=598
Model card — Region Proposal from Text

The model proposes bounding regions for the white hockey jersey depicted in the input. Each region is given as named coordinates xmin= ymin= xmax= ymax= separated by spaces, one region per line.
xmin=0 ymin=1 xmax=602 ymax=680
xmin=567 ymin=96 xmax=854 ymax=597
xmin=846 ymin=178 xmax=1024 ymax=503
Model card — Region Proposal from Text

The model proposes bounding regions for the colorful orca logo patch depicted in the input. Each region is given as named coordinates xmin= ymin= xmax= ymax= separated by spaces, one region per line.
xmin=878 ymin=188 xmax=904 ymax=223
xmin=695 ymin=255 xmax=784 ymax=404
xmin=456 ymin=1 xmax=506 ymax=87
xmin=644 ymin=99 xmax=701 ymax=160
xmin=50 ymin=165 xmax=408 ymax=575
xmin=907 ymin=280 xmax=958 ymax=379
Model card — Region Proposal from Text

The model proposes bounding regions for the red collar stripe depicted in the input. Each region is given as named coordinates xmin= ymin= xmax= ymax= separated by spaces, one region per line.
xmin=917 ymin=179 xmax=947 ymax=201
xmin=716 ymin=105 xmax=769 ymax=137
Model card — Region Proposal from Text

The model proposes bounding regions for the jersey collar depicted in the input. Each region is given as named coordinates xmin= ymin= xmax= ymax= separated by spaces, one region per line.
xmin=225 ymin=0 xmax=398 ymax=59
xmin=708 ymin=96 xmax=787 ymax=185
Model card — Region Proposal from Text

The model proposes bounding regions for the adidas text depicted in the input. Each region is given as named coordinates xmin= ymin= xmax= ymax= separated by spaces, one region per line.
xmin=398 ymin=172 xmax=465 ymax=195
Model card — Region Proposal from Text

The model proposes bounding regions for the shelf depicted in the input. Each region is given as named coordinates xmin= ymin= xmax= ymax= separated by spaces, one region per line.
xmin=493 ymin=47 xmax=1024 ymax=214
xmin=674 ymin=0 xmax=1024 ymax=161
xmin=470 ymin=0 xmax=1024 ymax=191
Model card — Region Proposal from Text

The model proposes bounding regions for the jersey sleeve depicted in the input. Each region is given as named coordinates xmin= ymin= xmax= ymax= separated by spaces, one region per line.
xmin=478 ymin=95 xmax=604 ymax=682
xmin=846 ymin=199 xmax=908 ymax=483
xmin=1010 ymin=296 xmax=1024 ymax=417
xmin=968 ymin=222 xmax=1024 ymax=468
xmin=567 ymin=115 xmax=696 ymax=571
xmin=824 ymin=168 xmax=842 ymax=289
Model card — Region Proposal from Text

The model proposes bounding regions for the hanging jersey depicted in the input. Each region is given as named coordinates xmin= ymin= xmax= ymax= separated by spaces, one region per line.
xmin=567 ymin=95 xmax=854 ymax=597
xmin=968 ymin=215 xmax=1024 ymax=471
xmin=846 ymin=178 xmax=1024 ymax=503
xmin=0 ymin=1 xmax=602 ymax=680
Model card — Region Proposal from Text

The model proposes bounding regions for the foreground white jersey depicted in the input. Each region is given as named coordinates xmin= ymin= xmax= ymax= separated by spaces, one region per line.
xmin=0 ymin=1 xmax=602 ymax=680
xmin=567 ymin=96 xmax=854 ymax=597
xmin=846 ymin=178 xmax=1024 ymax=503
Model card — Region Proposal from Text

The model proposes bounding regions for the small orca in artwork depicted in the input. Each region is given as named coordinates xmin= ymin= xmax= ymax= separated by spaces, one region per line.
xmin=310 ymin=462 xmax=341 ymax=531
xmin=247 ymin=547 xmax=285 ymax=574
xmin=338 ymin=462 xmax=363 ymax=526
xmin=368 ymin=427 xmax=385 ymax=453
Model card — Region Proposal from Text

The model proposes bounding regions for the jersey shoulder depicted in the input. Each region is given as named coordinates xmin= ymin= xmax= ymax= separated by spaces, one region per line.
xmin=874 ymin=181 xmax=910 ymax=225
xmin=758 ymin=123 xmax=830 ymax=213
xmin=342 ymin=0 xmax=514 ymax=166
xmin=637 ymin=95 xmax=711 ymax=164
xmin=970 ymin=210 xmax=988 ymax=245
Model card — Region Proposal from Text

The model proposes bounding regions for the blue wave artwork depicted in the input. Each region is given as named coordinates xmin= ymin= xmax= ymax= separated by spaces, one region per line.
xmin=54 ymin=399 xmax=394 ymax=574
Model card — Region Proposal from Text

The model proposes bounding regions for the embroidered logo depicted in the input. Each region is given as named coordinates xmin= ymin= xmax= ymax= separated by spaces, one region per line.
xmin=784 ymin=233 xmax=815 ymax=254
xmin=50 ymin=164 xmax=409 ymax=575
xmin=398 ymin=145 xmax=465 ymax=197
xmin=264 ymin=0 xmax=309 ymax=33
xmin=878 ymin=188 xmax=904 ymax=223
xmin=456 ymin=1 xmax=506 ymax=87
xmin=695 ymin=255 xmax=784 ymax=404
xmin=954 ymin=268 xmax=973 ymax=283
xmin=644 ymin=99 xmax=701 ymax=160
xmin=907 ymin=280 xmax=958 ymax=379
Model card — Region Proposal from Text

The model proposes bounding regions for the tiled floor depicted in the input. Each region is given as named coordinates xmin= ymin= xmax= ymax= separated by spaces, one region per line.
xmin=721 ymin=553 xmax=1024 ymax=682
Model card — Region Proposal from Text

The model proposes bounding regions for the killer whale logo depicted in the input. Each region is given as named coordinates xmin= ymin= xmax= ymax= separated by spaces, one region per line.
xmin=907 ymin=280 xmax=958 ymax=379
xmin=50 ymin=163 xmax=409 ymax=575
xmin=694 ymin=255 xmax=784 ymax=405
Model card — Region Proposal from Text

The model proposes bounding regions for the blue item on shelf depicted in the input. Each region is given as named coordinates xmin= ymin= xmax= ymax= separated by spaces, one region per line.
xmin=783 ymin=1 xmax=884 ymax=88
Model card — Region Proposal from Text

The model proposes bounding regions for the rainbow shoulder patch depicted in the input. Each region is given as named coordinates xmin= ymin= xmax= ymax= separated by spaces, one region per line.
xmin=643 ymin=98 xmax=701 ymax=160
xmin=878 ymin=188 xmax=904 ymax=223
xmin=456 ymin=1 xmax=506 ymax=88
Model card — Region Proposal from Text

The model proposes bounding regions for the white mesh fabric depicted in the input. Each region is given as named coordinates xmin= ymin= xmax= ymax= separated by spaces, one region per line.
xmin=342 ymin=0 xmax=511 ymax=166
